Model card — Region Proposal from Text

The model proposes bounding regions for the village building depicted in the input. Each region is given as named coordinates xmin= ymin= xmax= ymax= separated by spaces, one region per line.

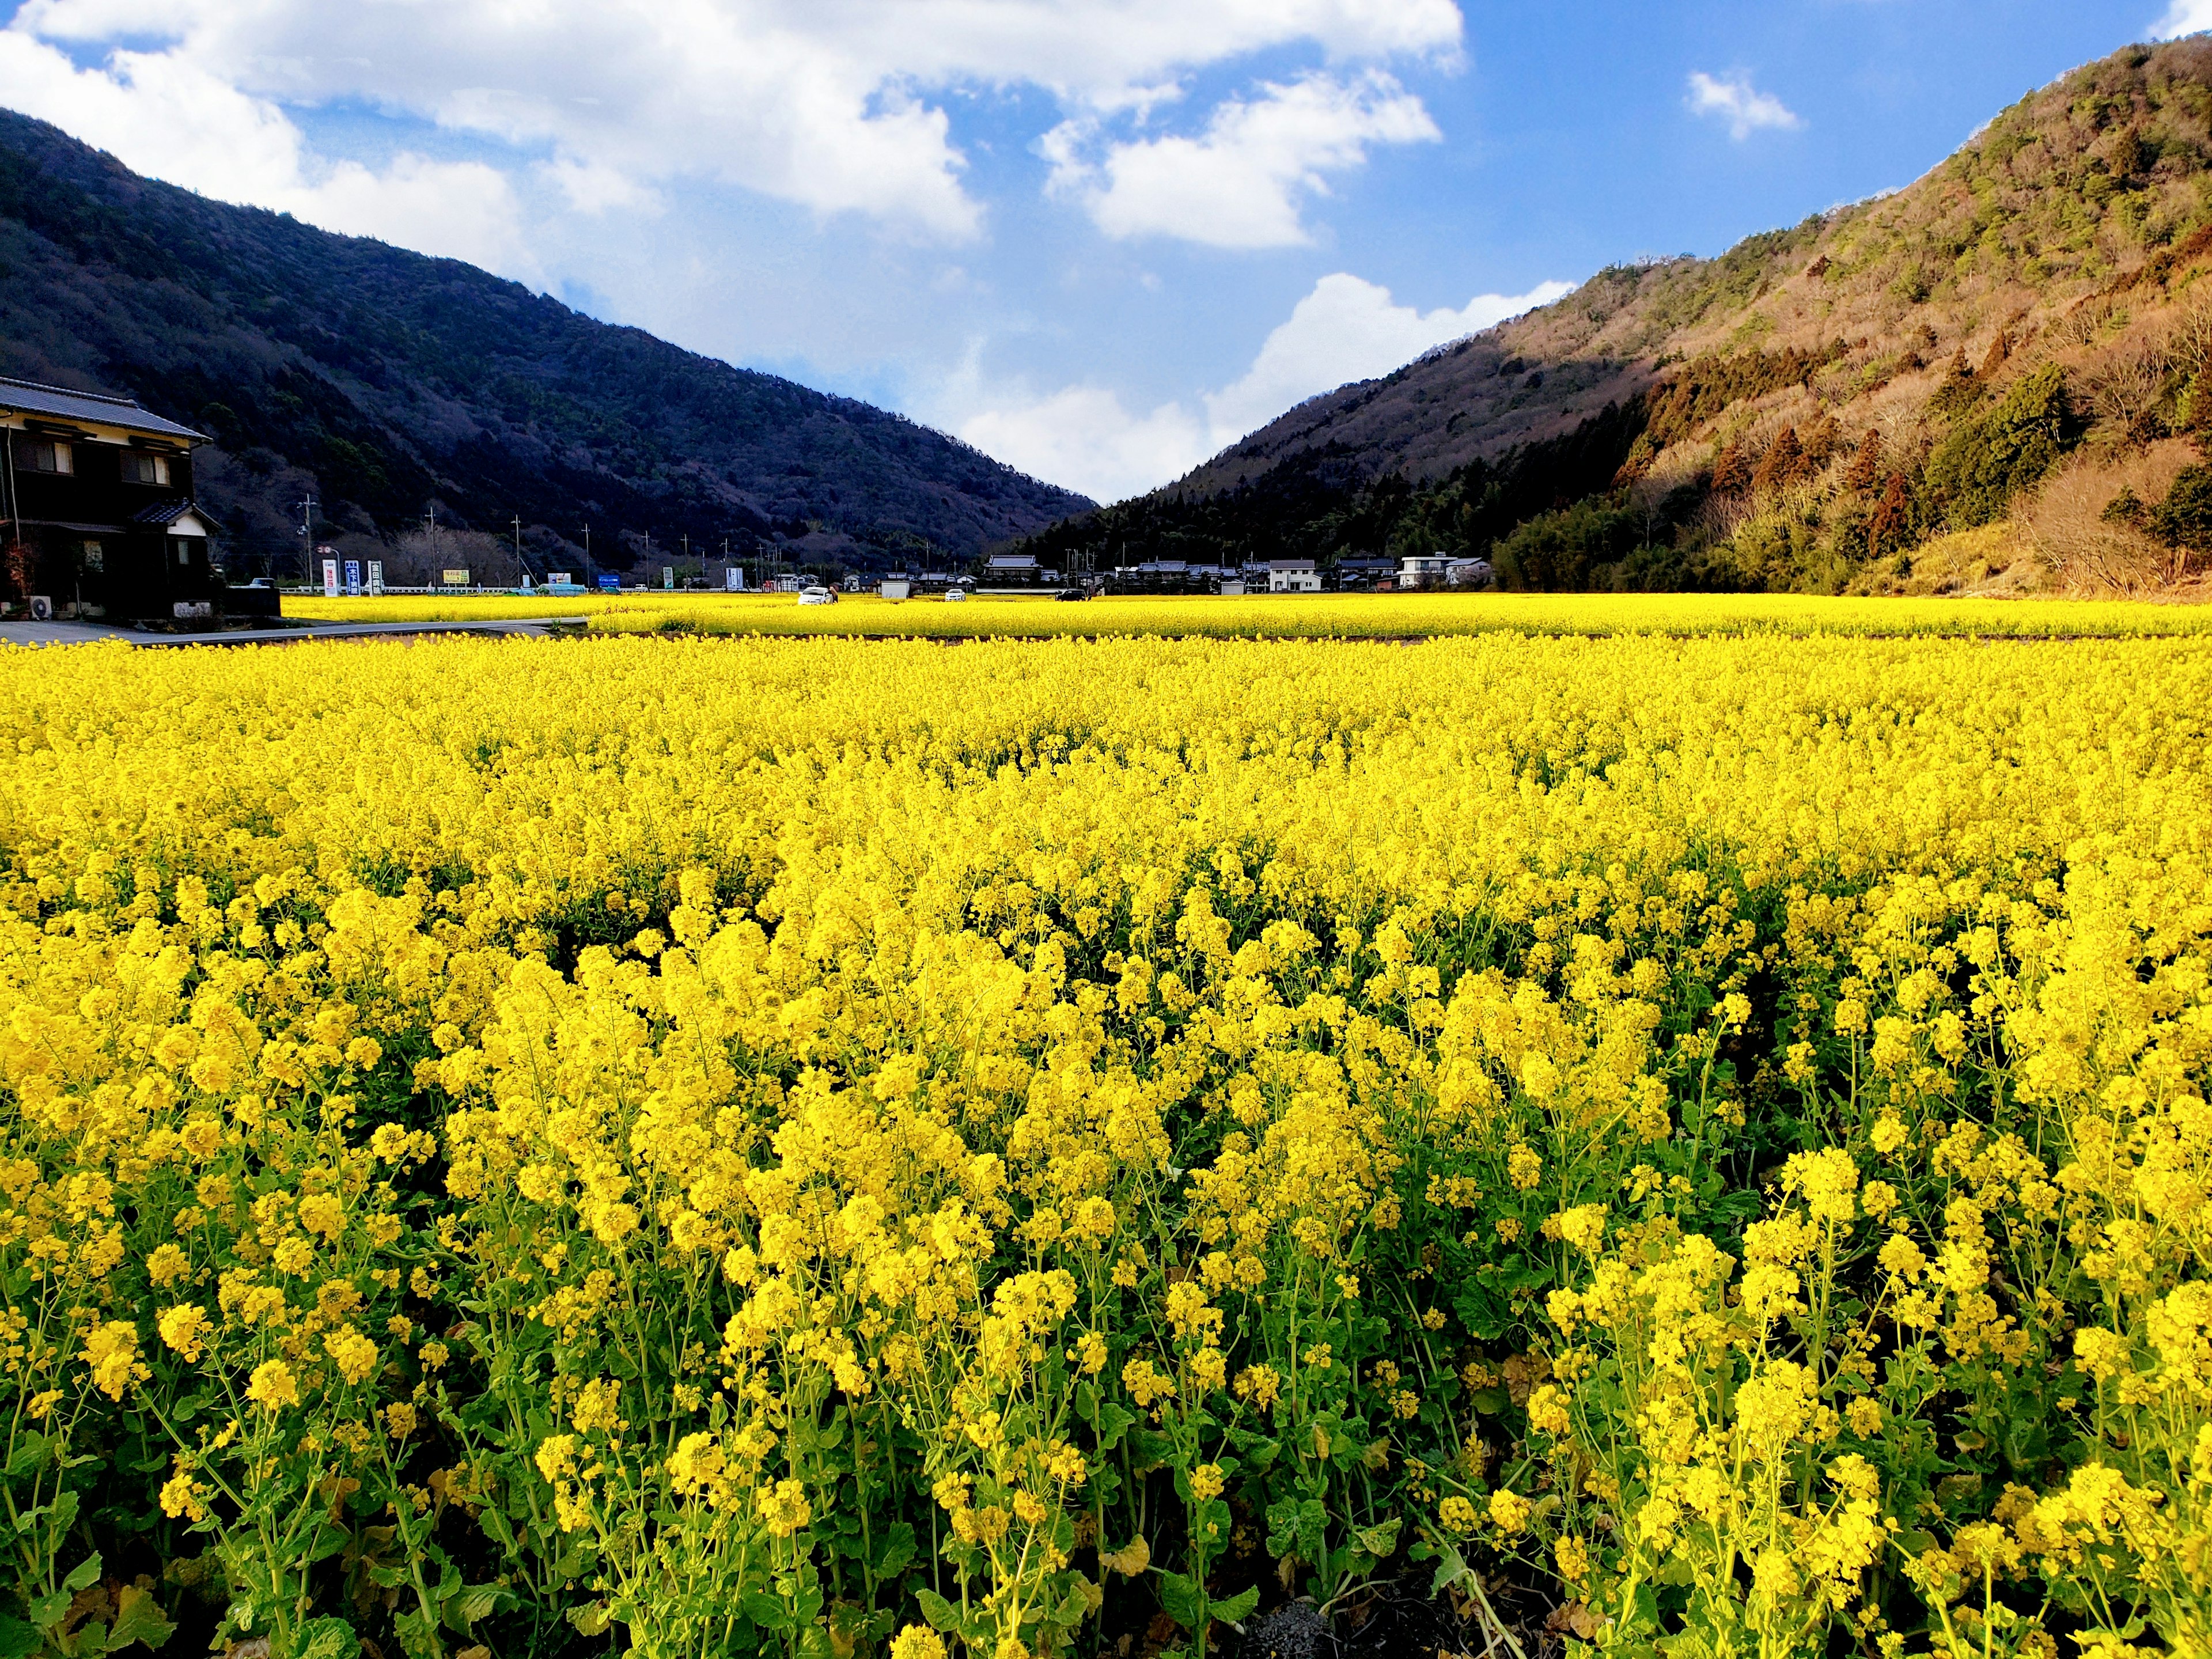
xmin=1 ymin=376 xmax=221 ymax=619
xmin=1267 ymin=558 xmax=1320 ymax=592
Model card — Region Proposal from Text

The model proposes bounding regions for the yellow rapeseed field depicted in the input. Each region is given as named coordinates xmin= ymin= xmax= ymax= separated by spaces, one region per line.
xmin=2 ymin=629 xmax=2208 ymax=1659
xmin=281 ymin=588 xmax=2212 ymax=640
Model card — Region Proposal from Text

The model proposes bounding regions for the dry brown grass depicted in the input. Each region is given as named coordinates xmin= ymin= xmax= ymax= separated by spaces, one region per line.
xmin=2017 ymin=438 xmax=2200 ymax=592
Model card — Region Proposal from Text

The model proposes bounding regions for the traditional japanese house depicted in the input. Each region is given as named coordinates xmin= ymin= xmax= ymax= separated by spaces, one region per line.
xmin=0 ymin=376 xmax=218 ymax=619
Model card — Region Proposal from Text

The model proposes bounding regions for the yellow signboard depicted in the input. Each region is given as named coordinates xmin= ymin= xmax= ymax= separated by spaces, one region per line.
xmin=441 ymin=569 xmax=471 ymax=586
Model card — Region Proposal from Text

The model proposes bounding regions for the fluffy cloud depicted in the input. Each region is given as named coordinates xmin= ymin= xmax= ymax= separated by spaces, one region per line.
xmin=1204 ymin=271 xmax=1572 ymax=440
xmin=956 ymin=270 xmax=1571 ymax=502
xmin=0 ymin=32 xmax=533 ymax=275
xmin=1685 ymin=71 xmax=1802 ymax=141
xmin=1047 ymin=71 xmax=1440 ymax=248
xmin=961 ymin=387 xmax=1211 ymax=508
xmin=2152 ymin=0 xmax=2212 ymax=37
xmin=6 ymin=0 xmax=1464 ymax=247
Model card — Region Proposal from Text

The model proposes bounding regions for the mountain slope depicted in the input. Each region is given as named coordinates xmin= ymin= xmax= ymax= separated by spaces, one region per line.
xmin=1020 ymin=37 xmax=2212 ymax=595
xmin=0 ymin=110 xmax=1089 ymax=576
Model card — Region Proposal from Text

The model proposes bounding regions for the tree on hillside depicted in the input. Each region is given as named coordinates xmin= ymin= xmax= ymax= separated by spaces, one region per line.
xmin=1870 ymin=474 xmax=1912 ymax=559
xmin=1711 ymin=440 xmax=1756 ymax=494
xmin=1923 ymin=365 xmax=2075 ymax=527
xmin=1843 ymin=431 xmax=1884 ymax=494
xmin=1751 ymin=426 xmax=1805 ymax=495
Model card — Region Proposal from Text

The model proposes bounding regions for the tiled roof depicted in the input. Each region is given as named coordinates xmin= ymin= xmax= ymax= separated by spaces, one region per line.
xmin=0 ymin=376 xmax=203 ymax=441
xmin=131 ymin=499 xmax=214 ymax=528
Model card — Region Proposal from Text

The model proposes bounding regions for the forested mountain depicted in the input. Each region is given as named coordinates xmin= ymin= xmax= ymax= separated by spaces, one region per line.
xmin=1019 ymin=38 xmax=2212 ymax=595
xmin=0 ymin=111 xmax=1089 ymax=577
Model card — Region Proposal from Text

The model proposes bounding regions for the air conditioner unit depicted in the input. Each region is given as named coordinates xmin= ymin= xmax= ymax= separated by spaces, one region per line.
xmin=28 ymin=596 xmax=52 ymax=621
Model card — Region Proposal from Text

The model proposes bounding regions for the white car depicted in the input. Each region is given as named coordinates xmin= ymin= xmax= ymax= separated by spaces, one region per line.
xmin=797 ymin=586 xmax=838 ymax=605
xmin=943 ymin=587 xmax=968 ymax=603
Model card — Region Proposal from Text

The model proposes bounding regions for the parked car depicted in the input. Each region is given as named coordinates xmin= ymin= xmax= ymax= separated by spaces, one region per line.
xmin=943 ymin=588 xmax=968 ymax=603
xmin=1054 ymin=587 xmax=1090 ymax=601
xmin=797 ymin=586 xmax=838 ymax=605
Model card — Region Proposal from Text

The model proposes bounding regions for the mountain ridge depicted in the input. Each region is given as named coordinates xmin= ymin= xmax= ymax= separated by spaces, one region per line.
xmin=1018 ymin=36 xmax=2212 ymax=596
xmin=0 ymin=109 xmax=1090 ymax=578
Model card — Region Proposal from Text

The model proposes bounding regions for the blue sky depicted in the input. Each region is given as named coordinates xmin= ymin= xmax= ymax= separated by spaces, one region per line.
xmin=0 ymin=0 xmax=2193 ymax=501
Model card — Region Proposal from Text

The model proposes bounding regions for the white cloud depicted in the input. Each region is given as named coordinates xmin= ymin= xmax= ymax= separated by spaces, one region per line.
xmin=1685 ymin=71 xmax=1802 ymax=141
xmin=2151 ymin=0 xmax=2212 ymax=36
xmin=955 ymin=270 xmax=1572 ymax=502
xmin=1047 ymin=71 xmax=1440 ymax=247
xmin=961 ymin=386 xmax=1211 ymax=506
xmin=5 ymin=0 xmax=1464 ymax=249
xmin=1205 ymin=271 xmax=1571 ymax=440
xmin=0 ymin=32 xmax=535 ymax=275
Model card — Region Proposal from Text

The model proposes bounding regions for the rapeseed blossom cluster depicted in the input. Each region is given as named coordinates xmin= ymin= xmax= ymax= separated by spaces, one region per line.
xmin=1 ymin=628 xmax=2209 ymax=1659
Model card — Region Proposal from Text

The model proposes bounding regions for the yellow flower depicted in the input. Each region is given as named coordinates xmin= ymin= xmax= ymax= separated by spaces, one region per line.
xmin=1488 ymin=1489 xmax=1531 ymax=1535
xmin=246 ymin=1360 xmax=300 ymax=1412
xmin=890 ymin=1629 xmax=946 ymax=1659
xmin=157 ymin=1305 xmax=213 ymax=1364
xmin=82 ymin=1321 xmax=141 ymax=1401
xmin=1189 ymin=1464 xmax=1225 ymax=1503
xmin=759 ymin=1479 xmax=813 ymax=1537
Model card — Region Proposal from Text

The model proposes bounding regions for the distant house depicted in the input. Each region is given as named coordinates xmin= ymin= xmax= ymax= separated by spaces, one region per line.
xmin=1268 ymin=559 xmax=1320 ymax=593
xmin=1 ymin=377 xmax=213 ymax=619
xmin=986 ymin=552 xmax=1039 ymax=577
xmin=1446 ymin=558 xmax=1494 ymax=589
xmin=1398 ymin=554 xmax=1450 ymax=588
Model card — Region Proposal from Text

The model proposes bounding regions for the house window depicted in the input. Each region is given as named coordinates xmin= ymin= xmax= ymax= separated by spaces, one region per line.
xmin=169 ymin=537 xmax=196 ymax=567
xmin=14 ymin=438 xmax=72 ymax=475
xmin=120 ymin=451 xmax=171 ymax=486
xmin=80 ymin=540 xmax=104 ymax=572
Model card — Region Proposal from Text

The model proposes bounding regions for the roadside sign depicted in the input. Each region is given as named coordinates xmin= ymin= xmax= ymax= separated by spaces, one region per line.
xmin=662 ymin=566 xmax=675 ymax=590
xmin=442 ymin=569 xmax=470 ymax=586
xmin=366 ymin=560 xmax=384 ymax=595
xmin=322 ymin=559 xmax=338 ymax=598
xmin=597 ymin=574 xmax=622 ymax=590
xmin=344 ymin=559 xmax=361 ymax=596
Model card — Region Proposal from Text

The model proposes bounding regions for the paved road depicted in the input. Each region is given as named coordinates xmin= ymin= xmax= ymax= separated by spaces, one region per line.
xmin=0 ymin=617 xmax=585 ymax=648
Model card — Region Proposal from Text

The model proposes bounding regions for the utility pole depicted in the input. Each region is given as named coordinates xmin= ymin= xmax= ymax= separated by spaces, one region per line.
xmin=296 ymin=494 xmax=319 ymax=585
xmin=512 ymin=515 xmax=524 ymax=585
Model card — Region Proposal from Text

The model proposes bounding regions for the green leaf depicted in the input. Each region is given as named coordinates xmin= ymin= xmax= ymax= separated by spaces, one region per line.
xmin=566 ymin=1602 xmax=613 ymax=1637
xmin=1469 ymin=1387 xmax=1508 ymax=1415
xmin=1157 ymin=1572 xmax=1206 ymax=1633
xmin=443 ymin=1582 xmax=511 ymax=1632
xmin=103 ymin=1586 xmax=175 ymax=1653
xmin=295 ymin=1616 xmax=361 ymax=1659
xmin=29 ymin=1592 xmax=70 ymax=1631
xmin=3 ymin=1435 xmax=50 ymax=1480
xmin=0 ymin=1618 xmax=39 ymax=1659
xmin=873 ymin=1522 xmax=916 ymax=1580
xmin=915 ymin=1589 xmax=960 ymax=1634
xmin=1093 ymin=1403 xmax=1137 ymax=1452
xmin=1354 ymin=1518 xmax=1400 ymax=1559
xmin=1430 ymin=1546 xmax=1471 ymax=1598
xmin=62 ymin=1553 xmax=104 ymax=1595
xmin=392 ymin=1608 xmax=439 ymax=1659
xmin=1211 ymin=1586 xmax=1259 ymax=1626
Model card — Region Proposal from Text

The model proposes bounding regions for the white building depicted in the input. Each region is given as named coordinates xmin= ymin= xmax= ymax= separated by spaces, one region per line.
xmin=1268 ymin=559 xmax=1321 ymax=593
xmin=1398 ymin=554 xmax=1450 ymax=588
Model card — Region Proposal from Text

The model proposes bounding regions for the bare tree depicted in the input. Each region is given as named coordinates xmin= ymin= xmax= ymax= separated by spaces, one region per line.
xmin=2080 ymin=338 xmax=2170 ymax=437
